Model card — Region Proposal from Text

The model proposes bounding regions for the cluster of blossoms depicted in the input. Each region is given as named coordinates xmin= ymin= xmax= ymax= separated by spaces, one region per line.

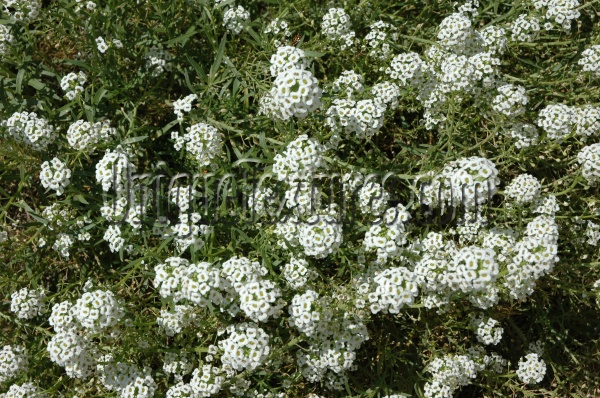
xmin=577 ymin=143 xmax=600 ymax=184
xmin=579 ymin=45 xmax=600 ymax=77
xmin=510 ymin=14 xmax=541 ymax=42
xmin=420 ymin=156 xmax=500 ymax=209
xmin=585 ymin=221 xmax=600 ymax=246
xmin=39 ymin=157 xmax=71 ymax=196
xmin=321 ymin=8 xmax=355 ymax=50
xmin=364 ymin=266 xmax=419 ymax=314
xmin=0 ymin=25 xmax=14 ymax=55
xmin=46 ymin=291 xmax=124 ymax=380
xmin=0 ymin=345 xmax=28 ymax=383
xmin=331 ymin=70 xmax=364 ymax=98
xmin=504 ymin=174 xmax=542 ymax=204
xmin=154 ymin=256 xmax=284 ymax=324
xmin=492 ymin=84 xmax=529 ymax=117
xmin=282 ymin=257 xmax=317 ymax=289
xmin=325 ymin=99 xmax=386 ymax=145
xmin=371 ymin=81 xmax=401 ymax=110
xmin=532 ymin=0 xmax=581 ymax=31
xmin=517 ymin=353 xmax=546 ymax=384
xmin=95 ymin=146 xmax=136 ymax=192
xmin=273 ymin=135 xmax=324 ymax=182
xmin=0 ymin=382 xmax=46 ymax=397
xmin=363 ymin=204 xmax=411 ymax=264
xmin=162 ymin=352 xmax=194 ymax=382
xmin=2 ymin=111 xmax=56 ymax=151
xmin=289 ymin=290 xmax=369 ymax=390
xmin=67 ymin=119 xmax=117 ymax=151
xmin=362 ymin=20 xmax=397 ymax=59
xmin=217 ymin=322 xmax=271 ymax=372
xmin=172 ymin=122 xmax=222 ymax=167
xmin=74 ymin=0 xmax=97 ymax=12
xmin=2 ymin=0 xmax=41 ymax=22
xmin=471 ymin=315 xmax=503 ymax=345
xmin=269 ymin=46 xmax=309 ymax=77
xmin=261 ymin=68 xmax=322 ymax=120
xmin=504 ymin=215 xmax=559 ymax=299
xmin=263 ymin=18 xmax=291 ymax=47
xmin=172 ymin=94 xmax=197 ymax=121
xmin=145 ymin=47 xmax=172 ymax=77
xmin=504 ymin=122 xmax=539 ymax=148
xmin=60 ymin=71 xmax=87 ymax=100
xmin=97 ymin=355 xmax=157 ymax=398
xmin=222 ymin=5 xmax=249 ymax=34
xmin=423 ymin=354 xmax=478 ymax=398
xmin=10 ymin=288 xmax=47 ymax=319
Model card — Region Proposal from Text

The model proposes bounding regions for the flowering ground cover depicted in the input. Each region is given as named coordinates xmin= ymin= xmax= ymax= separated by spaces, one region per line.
xmin=1 ymin=0 xmax=600 ymax=397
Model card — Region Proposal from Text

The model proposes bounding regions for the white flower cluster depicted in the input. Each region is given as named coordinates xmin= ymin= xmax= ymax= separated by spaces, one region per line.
xmin=74 ymin=0 xmax=97 ymax=12
xmin=362 ymin=20 xmax=398 ymax=59
xmin=47 ymin=328 xmax=96 ymax=379
xmin=504 ymin=174 xmax=541 ymax=204
xmin=0 ymin=382 xmax=45 ymax=398
xmin=579 ymin=45 xmax=600 ymax=77
xmin=573 ymin=105 xmax=600 ymax=139
xmin=505 ymin=122 xmax=539 ymax=148
xmin=363 ymin=204 xmax=411 ymax=265
xmin=585 ymin=221 xmax=600 ymax=246
xmin=577 ymin=143 xmax=600 ymax=185
xmin=424 ymin=354 xmax=478 ymax=398
xmin=297 ymin=207 xmax=343 ymax=259
xmin=173 ymin=94 xmax=197 ymax=121
xmin=471 ymin=315 xmax=503 ymax=345
xmin=0 ymin=345 xmax=28 ymax=383
xmin=492 ymin=84 xmax=529 ymax=117
xmin=39 ymin=157 xmax=71 ymax=196
xmin=67 ymin=119 xmax=117 ymax=151
xmin=325 ymin=99 xmax=386 ymax=145
xmin=357 ymin=181 xmax=389 ymax=215
xmin=60 ymin=71 xmax=87 ymax=101
xmin=321 ymin=8 xmax=355 ymax=50
xmin=262 ymin=68 xmax=322 ymax=120
xmin=2 ymin=0 xmax=40 ymax=22
xmin=269 ymin=46 xmax=309 ymax=77
xmin=263 ymin=18 xmax=291 ymax=47
xmin=248 ymin=186 xmax=278 ymax=219
xmin=172 ymin=122 xmax=222 ymax=167
xmin=371 ymin=81 xmax=401 ymax=110
xmin=536 ymin=104 xmax=576 ymax=140
xmin=10 ymin=288 xmax=46 ymax=319
xmin=282 ymin=256 xmax=317 ymax=289
xmin=0 ymin=25 xmax=14 ymax=55
xmin=97 ymin=356 xmax=157 ymax=398
xmin=2 ymin=111 xmax=56 ymax=151
xmin=332 ymin=70 xmax=364 ymax=99
xmin=95 ymin=146 xmax=136 ymax=192
xmin=145 ymin=47 xmax=172 ymax=77
xmin=510 ymin=14 xmax=541 ymax=42
xmin=218 ymin=322 xmax=270 ymax=372
xmin=71 ymin=289 xmax=125 ymax=333
xmin=420 ymin=156 xmax=500 ymax=209
xmin=533 ymin=0 xmax=580 ymax=31
xmin=157 ymin=305 xmax=195 ymax=336
xmin=163 ymin=352 xmax=194 ymax=382
xmin=222 ymin=5 xmax=249 ymax=34
xmin=366 ymin=266 xmax=419 ymax=314
xmin=517 ymin=353 xmax=546 ymax=384
xmin=504 ymin=215 xmax=559 ymax=299
xmin=290 ymin=291 xmax=369 ymax=390
xmin=381 ymin=6 xmax=505 ymax=129
xmin=437 ymin=12 xmax=473 ymax=48
xmin=273 ymin=135 xmax=324 ymax=182
xmin=384 ymin=52 xmax=426 ymax=86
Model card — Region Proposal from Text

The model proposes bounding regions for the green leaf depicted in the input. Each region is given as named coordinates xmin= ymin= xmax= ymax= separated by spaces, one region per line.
xmin=15 ymin=69 xmax=25 ymax=95
xmin=121 ymin=135 xmax=148 ymax=145
xmin=27 ymin=79 xmax=45 ymax=90
xmin=165 ymin=25 xmax=197 ymax=46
